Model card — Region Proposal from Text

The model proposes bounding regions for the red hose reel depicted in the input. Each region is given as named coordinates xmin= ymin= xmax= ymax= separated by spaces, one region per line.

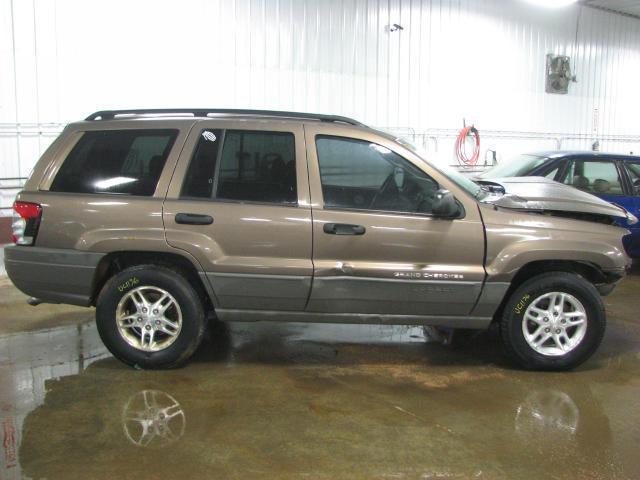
xmin=455 ymin=124 xmax=480 ymax=166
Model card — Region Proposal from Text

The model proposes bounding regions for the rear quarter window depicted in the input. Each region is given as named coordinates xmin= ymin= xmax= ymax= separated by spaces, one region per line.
xmin=50 ymin=129 xmax=178 ymax=196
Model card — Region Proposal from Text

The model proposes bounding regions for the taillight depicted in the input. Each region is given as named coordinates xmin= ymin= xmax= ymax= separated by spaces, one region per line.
xmin=12 ymin=201 xmax=42 ymax=246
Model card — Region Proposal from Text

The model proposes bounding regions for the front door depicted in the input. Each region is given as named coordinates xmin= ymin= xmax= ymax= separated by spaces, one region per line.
xmin=619 ymin=161 xmax=640 ymax=257
xmin=304 ymin=125 xmax=486 ymax=317
xmin=163 ymin=120 xmax=313 ymax=310
xmin=558 ymin=156 xmax=626 ymax=204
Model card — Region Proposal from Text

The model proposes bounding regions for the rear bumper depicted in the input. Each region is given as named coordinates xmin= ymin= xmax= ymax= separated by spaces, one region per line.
xmin=4 ymin=246 xmax=104 ymax=306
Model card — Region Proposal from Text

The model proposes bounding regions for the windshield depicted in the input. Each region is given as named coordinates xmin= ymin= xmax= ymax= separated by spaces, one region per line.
xmin=477 ymin=153 xmax=548 ymax=178
xmin=433 ymin=163 xmax=485 ymax=199
xmin=392 ymin=135 xmax=485 ymax=199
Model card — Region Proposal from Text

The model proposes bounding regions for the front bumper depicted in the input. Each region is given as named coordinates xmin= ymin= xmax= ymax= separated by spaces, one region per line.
xmin=595 ymin=266 xmax=628 ymax=296
xmin=4 ymin=246 xmax=104 ymax=307
xmin=603 ymin=267 xmax=627 ymax=284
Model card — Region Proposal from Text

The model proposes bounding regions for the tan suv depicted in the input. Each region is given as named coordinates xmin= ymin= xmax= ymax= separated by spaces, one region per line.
xmin=5 ymin=109 xmax=636 ymax=370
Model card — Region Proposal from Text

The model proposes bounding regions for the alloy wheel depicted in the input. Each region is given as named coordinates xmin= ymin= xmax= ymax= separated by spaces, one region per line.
xmin=116 ymin=286 xmax=183 ymax=352
xmin=521 ymin=292 xmax=587 ymax=356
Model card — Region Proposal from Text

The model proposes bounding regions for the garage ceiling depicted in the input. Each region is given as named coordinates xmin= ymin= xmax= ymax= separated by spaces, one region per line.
xmin=582 ymin=0 xmax=640 ymax=18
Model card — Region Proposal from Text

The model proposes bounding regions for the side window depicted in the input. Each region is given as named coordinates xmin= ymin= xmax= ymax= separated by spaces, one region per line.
xmin=561 ymin=159 xmax=624 ymax=195
xmin=217 ymin=131 xmax=297 ymax=204
xmin=181 ymin=130 xmax=223 ymax=198
xmin=51 ymin=129 xmax=177 ymax=196
xmin=624 ymin=163 xmax=640 ymax=196
xmin=316 ymin=136 xmax=439 ymax=214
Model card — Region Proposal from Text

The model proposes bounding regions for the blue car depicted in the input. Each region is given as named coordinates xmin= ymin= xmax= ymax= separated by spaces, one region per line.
xmin=478 ymin=151 xmax=640 ymax=258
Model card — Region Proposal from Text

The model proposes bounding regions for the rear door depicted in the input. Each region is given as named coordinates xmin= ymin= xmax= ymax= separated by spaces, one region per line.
xmin=304 ymin=124 xmax=486 ymax=317
xmin=163 ymin=120 xmax=312 ymax=311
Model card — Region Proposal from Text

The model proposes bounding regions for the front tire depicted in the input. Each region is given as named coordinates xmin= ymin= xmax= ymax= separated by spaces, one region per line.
xmin=96 ymin=265 xmax=206 ymax=369
xmin=500 ymin=272 xmax=606 ymax=371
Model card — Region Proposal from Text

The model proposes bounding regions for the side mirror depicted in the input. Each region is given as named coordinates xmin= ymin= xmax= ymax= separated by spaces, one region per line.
xmin=633 ymin=179 xmax=640 ymax=195
xmin=432 ymin=189 xmax=460 ymax=218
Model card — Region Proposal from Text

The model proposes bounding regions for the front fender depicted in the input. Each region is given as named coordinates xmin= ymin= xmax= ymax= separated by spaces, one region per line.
xmin=486 ymin=238 xmax=628 ymax=282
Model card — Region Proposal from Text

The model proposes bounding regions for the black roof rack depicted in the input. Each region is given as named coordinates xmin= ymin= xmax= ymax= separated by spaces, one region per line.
xmin=85 ymin=108 xmax=366 ymax=127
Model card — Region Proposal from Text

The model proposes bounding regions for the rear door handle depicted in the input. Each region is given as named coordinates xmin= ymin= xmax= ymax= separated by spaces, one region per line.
xmin=323 ymin=223 xmax=366 ymax=235
xmin=175 ymin=213 xmax=214 ymax=225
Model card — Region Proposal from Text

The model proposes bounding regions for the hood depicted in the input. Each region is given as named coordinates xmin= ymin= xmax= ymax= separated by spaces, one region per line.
xmin=478 ymin=177 xmax=638 ymax=224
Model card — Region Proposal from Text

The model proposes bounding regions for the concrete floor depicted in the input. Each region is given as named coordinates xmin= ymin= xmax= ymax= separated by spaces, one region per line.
xmin=0 ymin=271 xmax=639 ymax=480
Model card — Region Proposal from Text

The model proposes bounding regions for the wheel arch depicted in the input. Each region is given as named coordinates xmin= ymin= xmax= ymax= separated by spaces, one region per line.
xmin=491 ymin=259 xmax=608 ymax=324
xmin=90 ymin=250 xmax=216 ymax=312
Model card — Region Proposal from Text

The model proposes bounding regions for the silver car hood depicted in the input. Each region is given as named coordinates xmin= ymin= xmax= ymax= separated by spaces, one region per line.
xmin=478 ymin=177 xmax=638 ymax=224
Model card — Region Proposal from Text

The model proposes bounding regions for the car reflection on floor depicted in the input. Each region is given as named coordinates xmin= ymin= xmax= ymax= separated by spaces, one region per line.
xmin=122 ymin=389 xmax=187 ymax=448
xmin=2 ymin=317 xmax=634 ymax=480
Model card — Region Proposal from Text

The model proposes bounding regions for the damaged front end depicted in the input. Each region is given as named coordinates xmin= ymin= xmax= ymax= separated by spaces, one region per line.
xmin=477 ymin=177 xmax=638 ymax=227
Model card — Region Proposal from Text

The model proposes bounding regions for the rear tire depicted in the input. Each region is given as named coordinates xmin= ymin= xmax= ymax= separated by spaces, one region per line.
xmin=96 ymin=265 xmax=206 ymax=369
xmin=500 ymin=272 xmax=606 ymax=371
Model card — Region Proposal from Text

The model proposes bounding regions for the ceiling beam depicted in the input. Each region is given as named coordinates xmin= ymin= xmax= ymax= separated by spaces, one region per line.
xmin=580 ymin=1 xmax=640 ymax=20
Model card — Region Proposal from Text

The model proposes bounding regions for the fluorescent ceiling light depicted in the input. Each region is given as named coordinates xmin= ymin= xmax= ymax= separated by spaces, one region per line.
xmin=370 ymin=144 xmax=392 ymax=154
xmin=524 ymin=0 xmax=578 ymax=7
xmin=94 ymin=176 xmax=137 ymax=190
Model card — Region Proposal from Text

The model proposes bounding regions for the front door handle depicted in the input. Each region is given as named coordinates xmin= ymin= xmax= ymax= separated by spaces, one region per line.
xmin=323 ymin=223 xmax=366 ymax=235
xmin=175 ymin=213 xmax=214 ymax=225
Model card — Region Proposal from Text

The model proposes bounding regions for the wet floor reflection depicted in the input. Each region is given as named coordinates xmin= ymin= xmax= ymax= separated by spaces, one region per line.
xmin=122 ymin=390 xmax=186 ymax=448
xmin=1 ymin=317 xmax=638 ymax=479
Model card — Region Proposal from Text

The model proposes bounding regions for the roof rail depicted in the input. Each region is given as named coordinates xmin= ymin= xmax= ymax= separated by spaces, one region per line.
xmin=84 ymin=108 xmax=366 ymax=127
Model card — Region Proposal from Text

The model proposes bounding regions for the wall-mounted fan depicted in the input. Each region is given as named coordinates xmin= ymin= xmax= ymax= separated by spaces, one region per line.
xmin=545 ymin=54 xmax=577 ymax=94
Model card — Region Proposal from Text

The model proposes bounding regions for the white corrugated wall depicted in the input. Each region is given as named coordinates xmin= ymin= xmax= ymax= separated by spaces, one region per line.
xmin=1 ymin=0 xmax=640 ymax=207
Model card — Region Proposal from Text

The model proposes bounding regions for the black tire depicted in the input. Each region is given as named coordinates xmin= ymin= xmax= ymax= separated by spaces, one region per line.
xmin=96 ymin=265 xmax=206 ymax=369
xmin=500 ymin=272 xmax=606 ymax=371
